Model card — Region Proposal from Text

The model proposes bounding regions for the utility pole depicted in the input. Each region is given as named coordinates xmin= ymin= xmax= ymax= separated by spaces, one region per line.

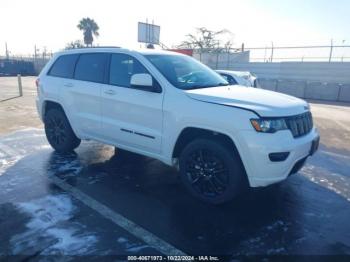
xmin=341 ymin=40 xmax=346 ymax=62
xmin=271 ymin=42 xmax=274 ymax=62
xmin=146 ymin=18 xmax=149 ymax=45
xmin=329 ymin=39 xmax=333 ymax=63
xmin=152 ymin=19 xmax=154 ymax=45
xmin=34 ymin=45 xmax=37 ymax=60
xmin=5 ymin=42 xmax=9 ymax=59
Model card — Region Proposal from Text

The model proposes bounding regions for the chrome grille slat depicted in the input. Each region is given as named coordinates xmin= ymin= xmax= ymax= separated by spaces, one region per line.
xmin=286 ymin=112 xmax=313 ymax=138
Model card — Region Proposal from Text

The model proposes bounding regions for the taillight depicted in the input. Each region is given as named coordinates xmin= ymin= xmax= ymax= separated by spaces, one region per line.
xmin=35 ymin=78 xmax=40 ymax=94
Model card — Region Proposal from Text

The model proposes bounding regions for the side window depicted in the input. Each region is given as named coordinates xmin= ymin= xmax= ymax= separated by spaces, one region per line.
xmin=48 ymin=54 xmax=78 ymax=78
xmin=74 ymin=53 xmax=109 ymax=83
xmin=221 ymin=74 xmax=238 ymax=85
xmin=109 ymin=54 xmax=148 ymax=88
xmin=220 ymin=74 xmax=229 ymax=82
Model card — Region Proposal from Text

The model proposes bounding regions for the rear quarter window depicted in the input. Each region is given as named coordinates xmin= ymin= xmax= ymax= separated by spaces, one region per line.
xmin=48 ymin=54 xmax=79 ymax=78
xmin=74 ymin=53 xmax=109 ymax=83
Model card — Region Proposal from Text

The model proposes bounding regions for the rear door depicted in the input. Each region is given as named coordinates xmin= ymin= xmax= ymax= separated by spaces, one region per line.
xmin=45 ymin=54 xmax=79 ymax=108
xmin=63 ymin=53 xmax=109 ymax=138
xmin=100 ymin=53 xmax=164 ymax=154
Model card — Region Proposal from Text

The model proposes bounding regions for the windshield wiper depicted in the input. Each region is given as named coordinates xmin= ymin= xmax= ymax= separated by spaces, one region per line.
xmin=216 ymin=82 xmax=229 ymax=86
xmin=184 ymin=82 xmax=229 ymax=90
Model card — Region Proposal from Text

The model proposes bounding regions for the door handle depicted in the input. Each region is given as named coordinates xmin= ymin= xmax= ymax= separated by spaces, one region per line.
xmin=104 ymin=89 xmax=116 ymax=95
xmin=64 ymin=83 xmax=74 ymax=87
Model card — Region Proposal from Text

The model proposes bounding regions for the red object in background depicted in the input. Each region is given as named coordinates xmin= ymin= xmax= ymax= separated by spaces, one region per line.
xmin=167 ymin=49 xmax=194 ymax=56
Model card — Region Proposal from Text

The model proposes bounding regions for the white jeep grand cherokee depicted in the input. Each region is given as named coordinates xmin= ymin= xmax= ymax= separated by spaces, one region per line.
xmin=36 ymin=47 xmax=320 ymax=204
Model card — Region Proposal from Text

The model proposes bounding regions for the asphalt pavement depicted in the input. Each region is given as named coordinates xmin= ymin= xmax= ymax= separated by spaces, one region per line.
xmin=0 ymin=77 xmax=350 ymax=259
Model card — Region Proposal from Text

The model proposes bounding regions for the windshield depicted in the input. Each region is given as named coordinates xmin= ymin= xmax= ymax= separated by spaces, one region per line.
xmin=144 ymin=54 xmax=228 ymax=90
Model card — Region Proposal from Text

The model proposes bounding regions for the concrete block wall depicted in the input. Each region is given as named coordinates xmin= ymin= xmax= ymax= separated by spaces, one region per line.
xmin=258 ymin=79 xmax=350 ymax=102
xmin=276 ymin=80 xmax=306 ymax=98
xmin=304 ymin=82 xmax=340 ymax=101
xmin=202 ymin=61 xmax=350 ymax=103
xmin=338 ymin=84 xmax=350 ymax=102
xmin=216 ymin=62 xmax=350 ymax=83
xmin=258 ymin=79 xmax=277 ymax=91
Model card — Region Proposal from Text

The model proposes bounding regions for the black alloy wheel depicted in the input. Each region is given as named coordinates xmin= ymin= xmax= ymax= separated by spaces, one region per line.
xmin=185 ymin=148 xmax=229 ymax=198
xmin=44 ymin=108 xmax=81 ymax=153
xmin=179 ymin=139 xmax=247 ymax=204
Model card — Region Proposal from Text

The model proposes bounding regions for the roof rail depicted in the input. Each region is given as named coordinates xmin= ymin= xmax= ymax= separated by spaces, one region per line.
xmin=73 ymin=46 xmax=121 ymax=50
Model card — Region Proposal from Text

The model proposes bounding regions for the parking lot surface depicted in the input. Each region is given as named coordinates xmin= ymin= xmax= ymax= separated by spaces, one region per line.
xmin=0 ymin=77 xmax=350 ymax=257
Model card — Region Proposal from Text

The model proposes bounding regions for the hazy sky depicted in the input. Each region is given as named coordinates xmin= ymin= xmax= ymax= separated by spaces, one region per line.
xmin=1 ymin=0 xmax=350 ymax=55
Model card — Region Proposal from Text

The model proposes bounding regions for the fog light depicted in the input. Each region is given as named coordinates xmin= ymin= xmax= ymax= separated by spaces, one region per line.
xmin=269 ymin=152 xmax=290 ymax=162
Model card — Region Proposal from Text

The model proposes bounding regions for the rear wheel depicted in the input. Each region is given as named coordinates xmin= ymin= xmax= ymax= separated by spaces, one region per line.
xmin=44 ymin=108 xmax=81 ymax=153
xmin=179 ymin=139 xmax=247 ymax=204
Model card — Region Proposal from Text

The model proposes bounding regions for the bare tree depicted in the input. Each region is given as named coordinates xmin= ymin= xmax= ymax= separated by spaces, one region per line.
xmin=65 ymin=40 xmax=85 ymax=50
xmin=178 ymin=27 xmax=234 ymax=53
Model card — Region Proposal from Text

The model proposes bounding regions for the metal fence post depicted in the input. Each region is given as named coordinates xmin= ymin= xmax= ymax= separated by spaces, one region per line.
xmin=17 ymin=74 xmax=23 ymax=97
xmin=329 ymin=39 xmax=333 ymax=62
xmin=216 ymin=52 xmax=219 ymax=69
xmin=271 ymin=42 xmax=274 ymax=62
xmin=226 ymin=51 xmax=230 ymax=69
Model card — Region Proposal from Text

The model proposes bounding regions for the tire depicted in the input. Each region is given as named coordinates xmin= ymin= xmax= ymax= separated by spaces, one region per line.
xmin=44 ymin=108 xmax=81 ymax=153
xmin=179 ymin=139 xmax=248 ymax=204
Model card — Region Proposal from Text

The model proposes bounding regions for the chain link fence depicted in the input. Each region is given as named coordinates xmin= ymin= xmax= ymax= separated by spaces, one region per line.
xmin=243 ymin=44 xmax=350 ymax=62
xmin=191 ymin=44 xmax=350 ymax=65
xmin=0 ymin=54 xmax=52 ymax=76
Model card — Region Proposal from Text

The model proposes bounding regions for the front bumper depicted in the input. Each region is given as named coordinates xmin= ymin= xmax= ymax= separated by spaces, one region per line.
xmin=237 ymin=127 xmax=320 ymax=187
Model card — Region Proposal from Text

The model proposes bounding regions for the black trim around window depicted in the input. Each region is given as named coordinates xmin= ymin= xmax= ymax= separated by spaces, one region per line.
xmin=107 ymin=53 xmax=162 ymax=93
xmin=47 ymin=54 xmax=79 ymax=79
xmin=73 ymin=52 xmax=110 ymax=84
xmin=47 ymin=52 xmax=163 ymax=93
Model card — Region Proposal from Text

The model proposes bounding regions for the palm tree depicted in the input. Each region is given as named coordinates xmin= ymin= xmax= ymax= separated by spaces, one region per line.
xmin=77 ymin=18 xmax=99 ymax=47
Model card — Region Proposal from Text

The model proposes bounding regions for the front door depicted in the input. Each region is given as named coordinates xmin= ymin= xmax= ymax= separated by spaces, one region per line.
xmin=101 ymin=53 xmax=163 ymax=154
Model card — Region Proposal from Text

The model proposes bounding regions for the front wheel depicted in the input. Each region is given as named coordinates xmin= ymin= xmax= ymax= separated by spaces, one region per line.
xmin=44 ymin=108 xmax=81 ymax=153
xmin=179 ymin=139 xmax=247 ymax=204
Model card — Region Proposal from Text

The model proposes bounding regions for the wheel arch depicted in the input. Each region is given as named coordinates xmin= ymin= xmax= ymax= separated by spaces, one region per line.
xmin=174 ymin=126 xmax=251 ymax=201
xmin=42 ymin=100 xmax=65 ymax=118
xmin=42 ymin=99 xmax=80 ymax=138
xmin=172 ymin=127 xmax=246 ymax=173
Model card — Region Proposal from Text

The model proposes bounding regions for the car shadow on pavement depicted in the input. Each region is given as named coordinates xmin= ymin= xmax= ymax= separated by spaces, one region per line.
xmin=1 ymin=140 xmax=350 ymax=255
xmin=45 ymin=145 xmax=350 ymax=254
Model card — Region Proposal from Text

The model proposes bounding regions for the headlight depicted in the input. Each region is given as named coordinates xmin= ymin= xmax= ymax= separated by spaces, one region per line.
xmin=250 ymin=118 xmax=288 ymax=133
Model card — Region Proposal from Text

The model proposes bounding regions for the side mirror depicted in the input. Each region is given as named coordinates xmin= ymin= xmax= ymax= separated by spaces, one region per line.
xmin=130 ymin=73 xmax=159 ymax=92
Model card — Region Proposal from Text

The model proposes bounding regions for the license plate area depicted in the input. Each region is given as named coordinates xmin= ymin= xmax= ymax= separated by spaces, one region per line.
xmin=309 ymin=136 xmax=320 ymax=155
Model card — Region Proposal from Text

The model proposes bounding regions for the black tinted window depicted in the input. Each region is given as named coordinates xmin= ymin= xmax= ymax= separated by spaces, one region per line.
xmin=221 ymin=74 xmax=238 ymax=85
xmin=48 ymin=54 xmax=78 ymax=78
xmin=109 ymin=54 xmax=148 ymax=87
xmin=74 ymin=53 xmax=109 ymax=83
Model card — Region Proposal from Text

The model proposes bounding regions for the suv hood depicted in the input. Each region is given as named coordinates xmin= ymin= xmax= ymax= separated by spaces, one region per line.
xmin=185 ymin=86 xmax=309 ymax=117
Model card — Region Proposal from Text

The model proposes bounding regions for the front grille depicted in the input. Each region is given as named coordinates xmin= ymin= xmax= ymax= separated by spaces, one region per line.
xmin=285 ymin=111 xmax=313 ymax=138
